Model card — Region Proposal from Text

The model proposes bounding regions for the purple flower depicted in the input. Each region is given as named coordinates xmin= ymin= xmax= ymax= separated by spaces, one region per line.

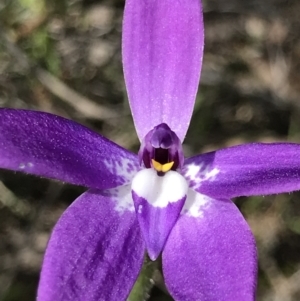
xmin=1 ymin=0 xmax=300 ymax=300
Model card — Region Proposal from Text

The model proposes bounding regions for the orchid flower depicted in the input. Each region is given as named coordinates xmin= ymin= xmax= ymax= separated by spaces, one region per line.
xmin=1 ymin=0 xmax=300 ymax=300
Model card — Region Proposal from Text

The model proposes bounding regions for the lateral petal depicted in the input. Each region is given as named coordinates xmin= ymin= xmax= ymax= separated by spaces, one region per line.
xmin=0 ymin=109 xmax=139 ymax=189
xmin=183 ymin=142 xmax=300 ymax=199
xmin=37 ymin=187 xmax=145 ymax=301
xmin=163 ymin=190 xmax=257 ymax=301
xmin=123 ymin=0 xmax=204 ymax=142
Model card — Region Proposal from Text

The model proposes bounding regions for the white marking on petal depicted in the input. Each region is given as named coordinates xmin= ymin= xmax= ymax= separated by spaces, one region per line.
xmin=19 ymin=163 xmax=25 ymax=169
xmin=132 ymin=169 xmax=188 ymax=208
xmin=184 ymin=163 xmax=219 ymax=189
xmin=181 ymin=189 xmax=211 ymax=218
xmin=102 ymin=185 xmax=135 ymax=214
xmin=19 ymin=162 xmax=34 ymax=169
xmin=103 ymin=157 xmax=139 ymax=183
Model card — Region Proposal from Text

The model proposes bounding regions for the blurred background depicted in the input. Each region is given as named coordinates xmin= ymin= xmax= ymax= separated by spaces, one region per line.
xmin=1 ymin=0 xmax=300 ymax=300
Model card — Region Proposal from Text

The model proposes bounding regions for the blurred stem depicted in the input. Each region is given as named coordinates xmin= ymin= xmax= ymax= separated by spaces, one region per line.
xmin=127 ymin=256 xmax=158 ymax=301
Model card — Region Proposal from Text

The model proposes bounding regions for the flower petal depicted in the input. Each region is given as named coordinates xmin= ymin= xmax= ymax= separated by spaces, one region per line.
xmin=38 ymin=187 xmax=145 ymax=301
xmin=183 ymin=143 xmax=300 ymax=199
xmin=123 ymin=0 xmax=204 ymax=142
xmin=0 ymin=109 xmax=139 ymax=189
xmin=163 ymin=190 xmax=257 ymax=301
xmin=131 ymin=169 xmax=188 ymax=260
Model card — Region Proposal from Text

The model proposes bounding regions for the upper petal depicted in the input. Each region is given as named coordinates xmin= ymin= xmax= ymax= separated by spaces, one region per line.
xmin=122 ymin=0 xmax=204 ymax=142
xmin=38 ymin=187 xmax=145 ymax=301
xmin=183 ymin=142 xmax=300 ymax=199
xmin=0 ymin=109 xmax=140 ymax=189
xmin=163 ymin=190 xmax=257 ymax=301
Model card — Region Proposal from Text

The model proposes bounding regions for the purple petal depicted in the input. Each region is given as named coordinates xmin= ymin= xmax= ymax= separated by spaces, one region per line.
xmin=131 ymin=169 xmax=188 ymax=260
xmin=183 ymin=143 xmax=300 ymax=199
xmin=163 ymin=190 xmax=257 ymax=301
xmin=0 ymin=109 xmax=140 ymax=189
xmin=123 ymin=0 xmax=204 ymax=142
xmin=38 ymin=187 xmax=145 ymax=301
xmin=132 ymin=191 xmax=185 ymax=261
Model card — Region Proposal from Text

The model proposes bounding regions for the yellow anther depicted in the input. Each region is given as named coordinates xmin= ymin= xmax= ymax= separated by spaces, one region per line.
xmin=161 ymin=161 xmax=174 ymax=172
xmin=152 ymin=159 xmax=162 ymax=172
xmin=151 ymin=159 xmax=174 ymax=173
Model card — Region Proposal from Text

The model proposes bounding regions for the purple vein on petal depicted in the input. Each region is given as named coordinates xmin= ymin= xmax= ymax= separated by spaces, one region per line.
xmin=0 ymin=109 xmax=140 ymax=189
xmin=123 ymin=0 xmax=204 ymax=142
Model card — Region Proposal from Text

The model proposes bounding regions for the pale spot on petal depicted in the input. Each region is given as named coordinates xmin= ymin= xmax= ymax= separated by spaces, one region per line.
xmin=101 ymin=185 xmax=135 ymax=214
xmin=181 ymin=189 xmax=211 ymax=218
xmin=103 ymin=157 xmax=140 ymax=185
xmin=19 ymin=162 xmax=34 ymax=169
xmin=183 ymin=163 xmax=219 ymax=189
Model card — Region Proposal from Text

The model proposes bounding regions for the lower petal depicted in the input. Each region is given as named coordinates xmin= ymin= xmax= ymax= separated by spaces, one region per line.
xmin=163 ymin=190 xmax=257 ymax=301
xmin=38 ymin=187 xmax=145 ymax=301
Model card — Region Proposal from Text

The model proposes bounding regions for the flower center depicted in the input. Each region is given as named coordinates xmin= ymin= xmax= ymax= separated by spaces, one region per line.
xmin=138 ymin=123 xmax=184 ymax=174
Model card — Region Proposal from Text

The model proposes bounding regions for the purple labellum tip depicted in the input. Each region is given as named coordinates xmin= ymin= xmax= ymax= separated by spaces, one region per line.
xmin=132 ymin=168 xmax=188 ymax=259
